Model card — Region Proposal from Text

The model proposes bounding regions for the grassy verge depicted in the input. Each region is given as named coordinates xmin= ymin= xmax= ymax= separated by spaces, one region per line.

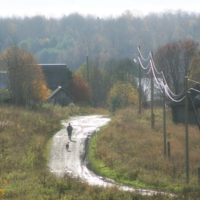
xmin=88 ymin=106 xmax=200 ymax=198
xmin=89 ymin=129 xmax=147 ymax=189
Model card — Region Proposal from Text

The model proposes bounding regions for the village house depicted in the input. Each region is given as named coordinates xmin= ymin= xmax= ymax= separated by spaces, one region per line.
xmin=168 ymin=84 xmax=200 ymax=127
xmin=46 ymin=86 xmax=75 ymax=106
xmin=0 ymin=64 xmax=74 ymax=106
xmin=38 ymin=64 xmax=74 ymax=106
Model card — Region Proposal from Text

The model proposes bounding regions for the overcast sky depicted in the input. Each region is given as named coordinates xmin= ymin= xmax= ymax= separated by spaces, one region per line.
xmin=1 ymin=0 xmax=200 ymax=18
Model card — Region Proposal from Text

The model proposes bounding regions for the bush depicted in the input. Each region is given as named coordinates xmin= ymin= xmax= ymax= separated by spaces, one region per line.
xmin=0 ymin=88 xmax=10 ymax=103
xmin=110 ymin=96 xmax=121 ymax=112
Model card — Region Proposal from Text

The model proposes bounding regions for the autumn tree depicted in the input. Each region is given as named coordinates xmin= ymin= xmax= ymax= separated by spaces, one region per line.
xmin=154 ymin=40 xmax=199 ymax=95
xmin=107 ymin=81 xmax=139 ymax=111
xmin=0 ymin=45 xmax=50 ymax=106
xmin=75 ymin=61 xmax=88 ymax=82
xmin=69 ymin=73 xmax=92 ymax=103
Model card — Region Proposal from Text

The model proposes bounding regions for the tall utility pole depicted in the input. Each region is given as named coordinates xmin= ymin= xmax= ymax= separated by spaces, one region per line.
xmin=86 ymin=56 xmax=89 ymax=83
xmin=151 ymin=51 xmax=154 ymax=129
xmin=163 ymin=84 xmax=166 ymax=156
xmin=138 ymin=46 xmax=141 ymax=114
xmin=185 ymin=77 xmax=189 ymax=184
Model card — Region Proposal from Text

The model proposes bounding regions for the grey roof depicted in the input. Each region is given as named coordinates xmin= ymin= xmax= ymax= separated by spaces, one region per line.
xmin=47 ymin=86 xmax=75 ymax=100
xmin=40 ymin=64 xmax=69 ymax=90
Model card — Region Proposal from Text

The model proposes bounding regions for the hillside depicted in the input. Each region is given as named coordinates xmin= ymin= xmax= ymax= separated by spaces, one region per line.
xmin=0 ymin=10 xmax=200 ymax=70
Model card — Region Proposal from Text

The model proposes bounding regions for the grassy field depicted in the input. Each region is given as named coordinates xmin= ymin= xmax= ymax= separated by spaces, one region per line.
xmin=89 ymin=106 xmax=200 ymax=198
xmin=0 ymin=103 xmax=197 ymax=199
xmin=0 ymin=103 xmax=175 ymax=200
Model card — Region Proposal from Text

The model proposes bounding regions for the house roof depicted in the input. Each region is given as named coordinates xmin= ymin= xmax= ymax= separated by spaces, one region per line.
xmin=39 ymin=64 xmax=69 ymax=90
xmin=47 ymin=86 xmax=75 ymax=100
xmin=168 ymin=84 xmax=200 ymax=107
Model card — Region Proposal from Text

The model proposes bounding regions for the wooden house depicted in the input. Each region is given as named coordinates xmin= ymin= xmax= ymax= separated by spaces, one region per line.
xmin=46 ymin=86 xmax=75 ymax=106
xmin=39 ymin=64 xmax=69 ymax=91
xmin=168 ymin=84 xmax=200 ymax=125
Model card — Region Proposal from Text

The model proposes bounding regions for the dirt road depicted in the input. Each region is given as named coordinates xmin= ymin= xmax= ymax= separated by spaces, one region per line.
xmin=48 ymin=115 xmax=170 ymax=196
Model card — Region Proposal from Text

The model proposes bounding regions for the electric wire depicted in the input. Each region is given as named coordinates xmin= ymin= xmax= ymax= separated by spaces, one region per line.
xmin=188 ymin=88 xmax=200 ymax=93
xmin=138 ymin=57 xmax=151 ymax=70
xmin=150 ymin=60 xmax=186 ymax=102
xmin=136 ymin=47 xmax=199 ymax=103
xmin=151 ymin=57 xmax=185 ymax=97
xmin=137 ymin=47 xmax=151 ymax=61
xmin=164 ymin=83 xmax=186 ymax=102
xmin=150 ymin=60 xmax=163 ymax=85
xmin=146 ymin=65 xmax=152 ymax=75
xmin=165 ymin=84 xmax=185 ymax=97
xmin=188 ymin=78 xmax=200 ymax=85
xmin=151 ymin=59 xmax=162 ymax=75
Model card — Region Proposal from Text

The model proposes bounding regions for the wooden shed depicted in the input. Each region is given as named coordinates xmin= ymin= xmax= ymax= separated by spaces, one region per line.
xmin=39 ymin=64 xmax=69 ymax=91
xmin=46 ymin=86 xmax=74 ymax=106
xmin=168 ymin=84 xmax=200 ymax=125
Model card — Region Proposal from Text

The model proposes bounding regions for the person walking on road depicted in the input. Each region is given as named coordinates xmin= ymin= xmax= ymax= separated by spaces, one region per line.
xmin=67 ymin=123 xmax=73 ymax=141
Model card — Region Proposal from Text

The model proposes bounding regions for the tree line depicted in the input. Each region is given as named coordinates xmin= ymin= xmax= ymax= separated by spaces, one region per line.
xmin=0 ymin=44 xmax=140 ymax=110
xmin=0 ymin=10 xmax=200 ymax=70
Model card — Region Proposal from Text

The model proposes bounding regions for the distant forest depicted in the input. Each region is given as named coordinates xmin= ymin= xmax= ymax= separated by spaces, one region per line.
xmin=0 ymin=10 xmax=200 ymax=70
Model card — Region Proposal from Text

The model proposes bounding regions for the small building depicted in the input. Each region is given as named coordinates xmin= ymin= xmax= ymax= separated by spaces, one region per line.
xmin=168 ymin=84 xmax=200 ymax=125
xmin=46 ymin=86 xmax=74 ymax=106
xmin=39 ymin=64 xmax=69 ymax=91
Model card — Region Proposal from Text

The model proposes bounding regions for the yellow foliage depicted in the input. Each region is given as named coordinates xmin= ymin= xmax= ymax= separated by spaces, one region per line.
xmin=3 ymin=179 xmax=7 ymax=185
xmin=107 ymin=81 xmax=139 ymax=107
xmin=0 ymin=189 xmax=4 ymax=197
xmin=0 ymin=45 xmax=50 ymax=105
xmin=75 ymin=62 xmax=87 ymax=82
xmin=0 ymin=179 xmax=7 ymax=198
xmin=34 ymin=81 xmax=50 ymax=102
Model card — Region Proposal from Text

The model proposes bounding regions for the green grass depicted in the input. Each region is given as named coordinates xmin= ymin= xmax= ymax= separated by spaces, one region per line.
xmin=89 ymin=129 xmax=158 ymax=190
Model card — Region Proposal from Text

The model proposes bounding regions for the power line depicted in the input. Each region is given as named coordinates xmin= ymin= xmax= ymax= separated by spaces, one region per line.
xmin=150 ymin=59 xmax=186 ymax=102
xmin=188 ymin=78 xmax=200 ymax=85
xmin=137 ymin=57 xmax=150 ymax=70
xmin=150 ymin=55 xmax=185 ymax=97
xmin=137 ymin=47 xmax=151 ymax=61
xmin=137 ymin=47 xmax=200 ymax=103
xmin=146 ymin=66 xmax=152 ymax=75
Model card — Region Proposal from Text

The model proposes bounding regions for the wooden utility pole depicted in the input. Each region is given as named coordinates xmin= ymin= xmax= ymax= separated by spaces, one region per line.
xmin=151 ymin=51 xmax=154 ymax=128
xmin=163 ymin=85 xmax=166 ymax=156
xmin=185 ymin=76 xmax=189 ymax=184
xmin=167 ymin=142 xmax=170 ymax=158
xmin=198 ymin=168 xmax=200 ymax=186
xmin=86 ymin=56 xmax=89 ymax=83
xmin=138 ymin=46 xmax=141 ymax=114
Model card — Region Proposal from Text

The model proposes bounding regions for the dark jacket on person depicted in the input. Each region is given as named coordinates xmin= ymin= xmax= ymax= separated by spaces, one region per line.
xmin=67 ymin=125 xmax=73 ymax=134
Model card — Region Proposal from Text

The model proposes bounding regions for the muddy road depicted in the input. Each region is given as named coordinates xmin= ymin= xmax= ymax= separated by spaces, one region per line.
xmin=48 ymin=115 xmax=170 ymax=196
